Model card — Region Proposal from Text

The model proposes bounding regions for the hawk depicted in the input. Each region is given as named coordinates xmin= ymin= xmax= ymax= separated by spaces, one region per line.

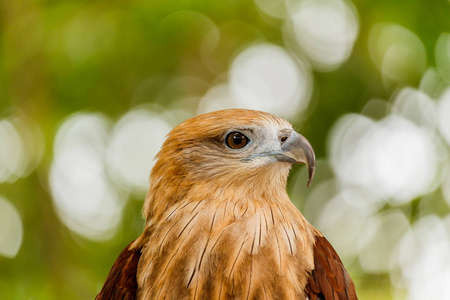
xmin=96 ymin=109 xmax=357 ymax=300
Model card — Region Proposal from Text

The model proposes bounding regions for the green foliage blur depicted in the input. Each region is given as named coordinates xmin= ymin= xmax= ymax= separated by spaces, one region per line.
xmin=1 ymin=0 xmax=450 ymax=299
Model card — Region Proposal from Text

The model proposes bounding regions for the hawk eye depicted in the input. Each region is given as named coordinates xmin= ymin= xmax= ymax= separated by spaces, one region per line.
xmin=225 ymin=132 xmax=249 ymax=149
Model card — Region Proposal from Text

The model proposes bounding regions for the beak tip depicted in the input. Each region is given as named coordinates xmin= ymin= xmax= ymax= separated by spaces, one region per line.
xmin=306 ymin=165 xmax=315 ymax=188
xmin=277 ymin=131 xmax=316 ymax=188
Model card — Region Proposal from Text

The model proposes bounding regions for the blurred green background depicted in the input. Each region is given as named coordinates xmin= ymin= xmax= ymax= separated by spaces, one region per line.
xmin=1 ymin=0 xmax=450 ymax=299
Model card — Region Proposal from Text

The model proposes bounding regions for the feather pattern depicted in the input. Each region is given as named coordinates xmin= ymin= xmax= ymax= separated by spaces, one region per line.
xmin=136 ymin=195 xmax=316 ymax=300
xmin=95 ymin=241 xmax=142 ymax=300
xmin=305 ymin=236 xmax=358 ymax=300
xmin=95 ymin=109 xmax=357 ymax=300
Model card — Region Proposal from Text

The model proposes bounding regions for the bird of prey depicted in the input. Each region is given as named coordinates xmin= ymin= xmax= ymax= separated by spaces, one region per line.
xmin=96 ymin=109 xmax=357 ymax=300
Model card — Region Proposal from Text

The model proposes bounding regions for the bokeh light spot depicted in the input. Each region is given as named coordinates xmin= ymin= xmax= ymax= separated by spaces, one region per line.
xmin=419 ymin=68 xmax=448 ymax=99
xmin=286 ymin=0 xmax=359 ymax=71
xmin=391 ymin=87 xmax=438 ymax=128
xmin=0 ymin=196 xmax=23 ymax=258
xmin=107 ymin=108 xmax=173 ymax=195
xmin=369 ymin=23 xmax=426 ymax=85
xmin=394 ymin=215 xmax=450 ymax=299
xmin=438 ymin=87 xmax=450 ymax=147
xmin=435 ymin=33 xmax=450 ymax=83
xmin=50 ymin=113 xmax=124 ymax=241
xmin=0 ymin=119 xmax=24 ymax=183
xmin=357 ymin=210 xmax=409 ymax=274
xmin=317 ymin=188 xmax=376 ymax=263
xmin=328 ymin=113 xmax=375 ymax=190
xmin=442 ymin=164 xmax=450 ymax=208
xmin=330 ymin=114 xmax=438 ymax=204
xmin=197 ymin=84 xmax=238 ymax=114
xmin=0 ymin=116 xmax=43 ymax=183
xmin=254 ymin=0 xmax=287 ymax=19
xmin=229 ymin=43 xmax=312 ymax=119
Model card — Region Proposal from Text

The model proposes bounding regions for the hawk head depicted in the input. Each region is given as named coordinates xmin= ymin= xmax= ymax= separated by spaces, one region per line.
xmin=145 ymin=109 xmax=315 ymax=220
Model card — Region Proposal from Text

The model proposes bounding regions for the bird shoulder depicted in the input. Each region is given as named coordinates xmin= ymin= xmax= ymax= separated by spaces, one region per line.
xmin=95 ymin=240 xmax=142 ymax=300
xmin=305 ymin=235 xmax=358 ymax=300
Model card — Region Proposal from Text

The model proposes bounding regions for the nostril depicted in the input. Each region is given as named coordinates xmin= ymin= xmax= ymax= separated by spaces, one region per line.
xmin=279 ymin=128 xmax=293 ymax=144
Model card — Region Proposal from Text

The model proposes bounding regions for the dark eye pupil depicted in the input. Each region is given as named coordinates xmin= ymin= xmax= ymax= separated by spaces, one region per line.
xmin=233 ymin=134 xmax=243 ymax=145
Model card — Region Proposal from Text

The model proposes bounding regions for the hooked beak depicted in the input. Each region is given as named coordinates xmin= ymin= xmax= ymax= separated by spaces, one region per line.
xmin=275 ymin=131 xmax=316 ymax=187
xmin=242 ymin=130 xmax=316 ymax=187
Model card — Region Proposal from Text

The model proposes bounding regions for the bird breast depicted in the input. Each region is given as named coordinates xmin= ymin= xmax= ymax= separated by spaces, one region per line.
xmin=136 ymin=196 xmax=316 ymax=300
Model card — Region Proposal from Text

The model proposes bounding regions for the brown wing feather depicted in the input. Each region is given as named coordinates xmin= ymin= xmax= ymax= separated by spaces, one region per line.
xmin=96 ymin=240 xmax=142 ymax=300
xmin=305 ymin=235 xmax=358 ymax=300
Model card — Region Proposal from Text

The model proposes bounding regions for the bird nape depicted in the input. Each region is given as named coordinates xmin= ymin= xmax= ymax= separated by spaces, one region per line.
xmin=96 ymin=109 xmax=357 ymax=300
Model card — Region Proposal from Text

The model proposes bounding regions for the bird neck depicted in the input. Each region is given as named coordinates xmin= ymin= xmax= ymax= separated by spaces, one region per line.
xmin=133 ymin=164 xmax=317 ymax=300
xmin=143 ymin=163 xmax=292 ymax=225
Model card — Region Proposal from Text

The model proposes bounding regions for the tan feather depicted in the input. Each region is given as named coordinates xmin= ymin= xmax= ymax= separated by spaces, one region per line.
xmin=96 ymin=109 xmax=357 ymax=300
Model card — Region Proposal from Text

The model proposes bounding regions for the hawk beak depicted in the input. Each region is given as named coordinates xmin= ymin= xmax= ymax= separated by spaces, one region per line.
xmin=277 ymin=131 xmax=316 ymax=187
